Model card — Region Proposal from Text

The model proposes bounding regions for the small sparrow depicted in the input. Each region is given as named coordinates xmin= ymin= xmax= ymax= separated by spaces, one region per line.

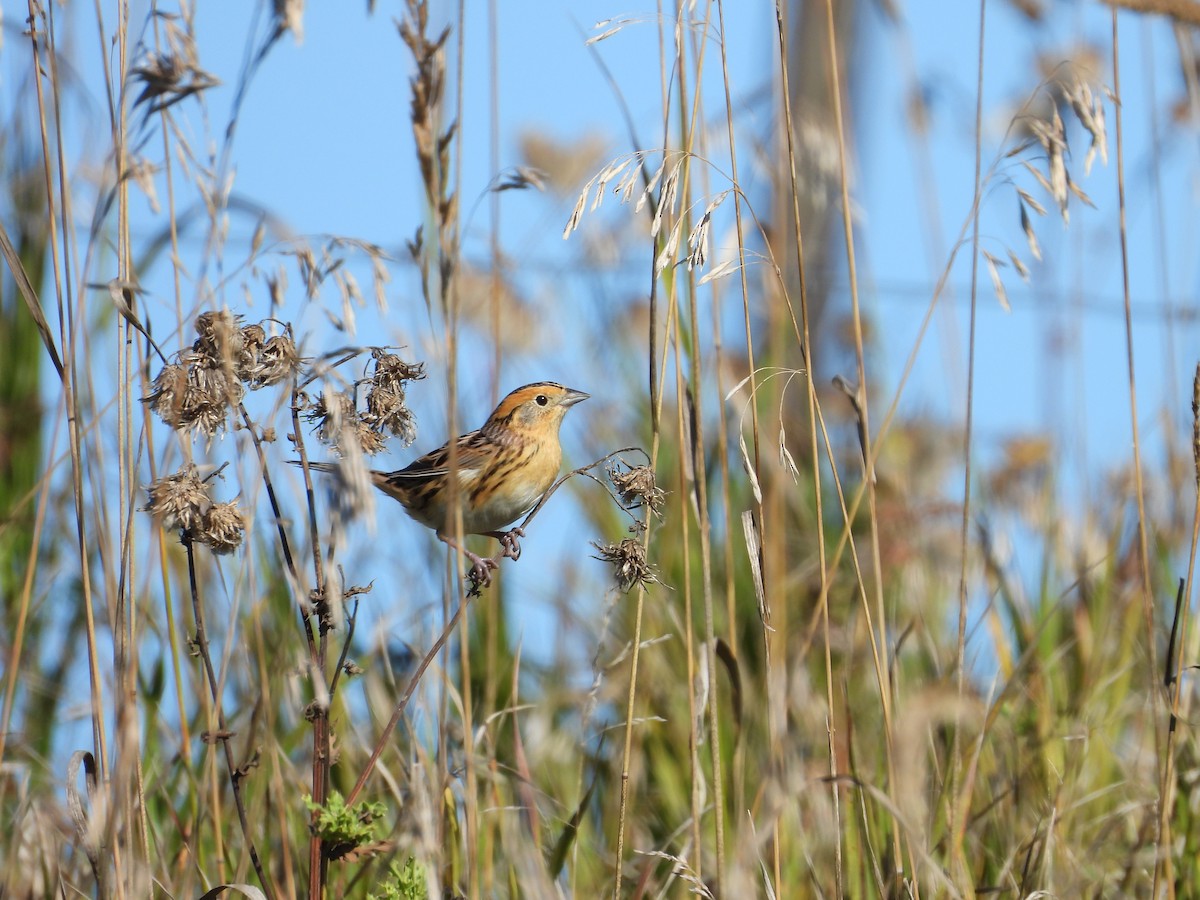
xmin=300 ymin=382 xmax=588 ymax=585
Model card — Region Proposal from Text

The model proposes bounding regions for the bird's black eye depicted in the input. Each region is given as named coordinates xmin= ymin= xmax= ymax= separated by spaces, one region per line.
xmin=535 ymin=394 xmax=549 ymax=407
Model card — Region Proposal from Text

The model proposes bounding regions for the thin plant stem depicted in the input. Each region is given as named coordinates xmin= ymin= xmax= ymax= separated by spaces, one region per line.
xmin=670 ymin=286 xmax=702 ymax=865
xmin=949 ymin=0 xmax=986 ymax=887
xmin=679 ymin=2 xmax=726 ymax=886
xmin=482 ymin=19 xmax=504 ymax=890
xmin=291 ymin=391 xmax=331 ymax=899
xmin=264 ymin=399 xmax=318 ymax=654
xmin=1107 ymin=8 xmax=1168 ymax=893
xmin=703 ymin=68 xmax=744 ymax=840
xmin=1163 ymin=368 xmax=1200 ymax=894
xmin=611 ymin=6 xmax=676 ymax=874
xmin=27 ymin=0 xmax=112 ymax=783
xmin=773 ymin=2 xmax=836 ymax=890
xmin=183 ymin=535 xmax=276 ymax=900
xmin=822 ymin=0 xmax=907 ymax=886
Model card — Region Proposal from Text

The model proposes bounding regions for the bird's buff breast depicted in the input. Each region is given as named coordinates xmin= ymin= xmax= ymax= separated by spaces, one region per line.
xmin=413 ymin=443 xmax=561 ymax=535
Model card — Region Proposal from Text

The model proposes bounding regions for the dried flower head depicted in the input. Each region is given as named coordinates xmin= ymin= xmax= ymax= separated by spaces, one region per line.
xmin=240 ymin=322 xmax=267 ymax=353
xmin=200 ymin=499 xmax=246 ymax=555
xmin=236 ymin=322 xmax=266 ymax=378
xmin=144 ymin=466 xmax=210 ymax=533
xmin=260 ymin=334 xmax=301 ymax=384
xmin=306 ymin=390 xmax=358 ymax=447
xmin=242 ymin=332 xmax=301 ymax=388
xmin=608 ymin=463 xmax=666 ymax=518
xmin=353 ymin=420 xmax=388 ymax=455
xmin=146 ymin=311 xmax=300 ymax=436
xmin=370 ymin=348 xmax=426 ymax=385
xmin=305 ymin=389 xmax=388 ymax=456
xmin=364 ymin=350 xmax=424 ymax=445
xmin=182 ymin=360 xmax=243 ymax=436
xmin=145 ymin=362 xmax=190 ymax=428
xmin=147 ymin=311 xmax=243 ymax=435
xmin=592 ymin=538 xmax=659 ymax=592
xmin=193 ymin=310 xmax=245 ymax=368
xmin=365 ymin=381 xmax=414 ymax=441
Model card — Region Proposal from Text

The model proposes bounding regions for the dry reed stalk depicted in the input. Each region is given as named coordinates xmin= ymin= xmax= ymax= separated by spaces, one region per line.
xmin=676 ymin=7 xmax=729 ymax=891
xmin=25 ymin=10 xmax=119 ymax=895
xmin=948 ymin=1 xmax=988 ymax=891
xmin=771 ymin=3 xmax=840 ymax=892
xmin=608 ymin=9 xmax=680 ymax=889
xmin=821 ymin=0 xmax=912 ymax=887
xmin=1107 ymin=10 xmax=1172 ymax=890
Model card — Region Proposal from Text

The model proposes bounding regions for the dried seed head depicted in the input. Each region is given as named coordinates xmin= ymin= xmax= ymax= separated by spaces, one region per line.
xmin=146 ymin=313 xmax=299 ymax=436
xmin=608 ymin=463 xmax=666 ymax=518
xmin=235 ymin=323 xmax=267 ymax=381
xmin=592 ymin=538 xmax=659 ymax=592
xmin=305 ymin=390 xmax=388 ymax=456
xmin=183 ymin=362 xmax=242 ymax=436
xmin=306 ymin=390 xmax=358 ymax=448
xmin=145 ymin=362 xmax=189 ymax=428
xmin=365 ymin=382 xmax=416 ymax=444
xmin=353 ymin=421 xmax=388 ymax=455
xmin=144 ymin=466 xmax=211 ymax=533
xmin=132 ymin=53 xmax=190 ymax=102
xmin=144 ymin=350 xmax=242 ymax=436
xmin=363 ymin=349 xmax=424 ymax=445
xmin=245 ymin=334 xmax=301 ymax=388
xmin=200 ymin=499 xmax=245 ymax=555
xmin=241 ymin=323 xmax=267 ymax=352
xmin=370 ymin=348 xmax=426 ymax=386
xmin=194 ymin=310 xmax=244 ymax=364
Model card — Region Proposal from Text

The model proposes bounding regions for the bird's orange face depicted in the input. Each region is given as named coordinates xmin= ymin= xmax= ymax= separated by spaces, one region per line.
xmin=482 ymin=382 xmax=590 ymax=439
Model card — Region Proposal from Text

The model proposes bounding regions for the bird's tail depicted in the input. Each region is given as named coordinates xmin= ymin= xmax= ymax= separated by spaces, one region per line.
xmin=288 ymin=460 xmax=340 ymax=475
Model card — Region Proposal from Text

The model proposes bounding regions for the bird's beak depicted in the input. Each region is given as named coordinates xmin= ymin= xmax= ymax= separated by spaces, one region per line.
xmin=561 ymin=388 xmax=590 ymax=407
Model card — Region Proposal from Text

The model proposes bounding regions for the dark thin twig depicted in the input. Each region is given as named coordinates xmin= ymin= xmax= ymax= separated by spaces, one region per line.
xmin=184 ymin=535 xmax=276 ymax=900
xmin=238 ymin=402 xmax=318 ymax=655
xmin=1165 ymin=577 xmax=1185 ymax=696
xmin=329 ymin=594 xmax=362 ymax=698
xmin=290 ymin=389 xmax=333 ymax=900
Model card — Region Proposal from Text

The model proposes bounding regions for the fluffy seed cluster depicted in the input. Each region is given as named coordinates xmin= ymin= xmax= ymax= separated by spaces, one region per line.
xmin=608 ymin=462 xmax=666 ymax=518
xmin=303 ymin=349 xmax=425 ymax=456
xmin=592 ymin=538 xmax=659 ymax=593
xmin=143 ymin=465 xmax=246 ymax=555
xmin=145 ymin=310 xmax=300 ymax=436
xmin=307 ymin=391 xmax=385 ymax=455
xmin=363 ymin=349 xmax=424 ymax=443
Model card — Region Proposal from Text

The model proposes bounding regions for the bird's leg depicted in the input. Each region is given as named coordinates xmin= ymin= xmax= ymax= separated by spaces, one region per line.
xmin=438 ymin=534 xmax=498 ymax=587
xmin=486 ymin=527 xmax=526 ymax=561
